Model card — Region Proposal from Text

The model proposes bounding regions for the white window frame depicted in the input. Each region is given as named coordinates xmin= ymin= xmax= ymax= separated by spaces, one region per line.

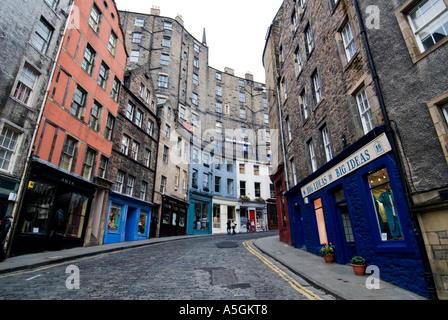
xmin=0 ymin=125 xmax=21 ymax=172
xmin=355 ymin=87 xmax=375 ymax=134
xmin=115 ymin=171 xmax=125 ymax=193
xmin=308 ymin=140 xmax=318 ymax=172
xmin=31 ymin=17 xmax=53 ymax=53
xmin=88 ymin=4 xmax=101 ymax=32
xmin=407 ymin=0 xmax=448 ymax=53
xmin=130 ymin=50 xmax=140 ymax=62
xmin=312 ymin=71 xmax=322 ymax=103
xmin=12 ymin=63 xmax=39 ymax=106
xmin=321 ymin=126 xmax=333 ymax=162
xmin=342 ymin=22 xmax=357 ymax=61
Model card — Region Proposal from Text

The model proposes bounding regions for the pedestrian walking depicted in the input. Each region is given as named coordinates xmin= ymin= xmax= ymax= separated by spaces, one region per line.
xmin=226 ymin=220 xmax=231 ymax=235
xmin=0 ymin=215 xmax=13 ymax=262
xmin=231 ymin=220 xmax=236 ymax=235
xmin=246 ymin=220 xmax=250 ymax=233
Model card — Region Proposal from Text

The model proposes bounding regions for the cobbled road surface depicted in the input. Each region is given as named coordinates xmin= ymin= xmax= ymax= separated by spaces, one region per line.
xmin=0 ymin=231 xmax=335 ymax=301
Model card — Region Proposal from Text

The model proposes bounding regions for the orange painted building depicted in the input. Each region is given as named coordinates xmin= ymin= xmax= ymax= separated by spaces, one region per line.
xmin=12 ymin=0 xmax=127 ymax=255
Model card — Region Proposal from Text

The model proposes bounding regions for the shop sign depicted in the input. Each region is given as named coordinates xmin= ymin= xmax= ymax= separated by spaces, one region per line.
xmin=300 ymin=133 xmax=391 ymax=198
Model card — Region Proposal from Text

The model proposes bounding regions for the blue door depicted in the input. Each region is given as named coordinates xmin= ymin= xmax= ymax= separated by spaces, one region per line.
xmin=125 ymin=207 xmax=138 ymax=241
xmin=293 ymin=204 xmax=306 ymax=249
xmin=332 ymin=188 xmax=356 ymax=263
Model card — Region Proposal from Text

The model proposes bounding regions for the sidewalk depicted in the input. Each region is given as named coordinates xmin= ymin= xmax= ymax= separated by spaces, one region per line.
xmin=0 ymin=233 xmax=429 ymax=300
xmin=253 ymin=236 xmax=428 ymax=300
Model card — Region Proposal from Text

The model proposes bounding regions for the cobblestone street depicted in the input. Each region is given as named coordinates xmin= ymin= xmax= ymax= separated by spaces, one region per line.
xmin=0 ymin=232 xmax=335 ymax=300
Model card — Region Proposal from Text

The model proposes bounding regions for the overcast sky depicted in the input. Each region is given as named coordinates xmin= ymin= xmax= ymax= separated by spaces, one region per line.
xmin=114 ymin=0 xmax=283 ymax=83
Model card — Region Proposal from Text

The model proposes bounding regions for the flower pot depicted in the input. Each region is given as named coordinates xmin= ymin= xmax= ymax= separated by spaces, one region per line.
xmin=351 ymin=264 xmax=367 ymax=276
xmin=323 ymin=254 xmax=334 ymax=263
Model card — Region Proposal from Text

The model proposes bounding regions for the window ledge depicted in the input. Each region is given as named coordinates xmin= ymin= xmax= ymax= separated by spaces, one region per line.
xmin=411 ymin=36 xmax=448 ymax=63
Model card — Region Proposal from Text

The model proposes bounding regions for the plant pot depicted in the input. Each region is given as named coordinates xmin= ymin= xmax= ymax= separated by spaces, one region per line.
xmin=323 ymin=254 xmax=334 ymax=263
xmin=351 ymin=264 xmax=367 ymax=276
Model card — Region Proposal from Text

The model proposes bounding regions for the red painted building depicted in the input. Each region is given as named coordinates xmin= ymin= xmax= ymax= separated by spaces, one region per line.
xmin=11 ymin=0 xmax=127 ymax=254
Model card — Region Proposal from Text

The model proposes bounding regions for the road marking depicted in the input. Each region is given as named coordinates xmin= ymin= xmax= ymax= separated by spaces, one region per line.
xmin=243 ymin=240 xmax=324 ymax=301
xmin=26 ymin=274 xmax=42 ymax=281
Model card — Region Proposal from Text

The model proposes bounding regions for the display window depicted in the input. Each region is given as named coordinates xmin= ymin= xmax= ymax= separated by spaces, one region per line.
xmin=21 ymin=181 xmax=56 ymax=235
xmin=64 ymin=193 xmax=88 ymax=238
xmin=138 ymin=211 xmax=147 ymax=234
xmin=367 ymin=167 xmax=404 ymax=241
xmin=21 ymin=181 xmax=89 ymax=239
xmin=108 ymin=203 xmax=122 ymax=231
xmin=193 ymin=200 xmax=209 ymax=231
xmin=313 ymin=197 xmax=328 ymax=244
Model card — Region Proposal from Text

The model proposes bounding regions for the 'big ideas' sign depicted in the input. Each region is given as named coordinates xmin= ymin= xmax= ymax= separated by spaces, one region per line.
xmin=301 ymin=133 xmax=392 ymax=198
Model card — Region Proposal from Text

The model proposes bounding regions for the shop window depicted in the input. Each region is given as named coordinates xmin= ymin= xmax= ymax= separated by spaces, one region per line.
xmin=313 ymin=197 xmax=328 ymax=244
xmin=193 ymin=200 xmax=209 ymax=231
xmin=108 ymin=203 xmax=122 ymax=231
xmin=333 ymin=188 xmax=354 ymax=243
xmin=367 ymin=167 xmax=404 ymax=241
xmin=65 ymin=193 xmax=88 ymax=238
xmin=138 ymin=211 xmax=148 ymax=234
xmin=213 ymin=205 xmax=220 ymax=228
xmin=21 ymin=181 xmax=56 ymax=234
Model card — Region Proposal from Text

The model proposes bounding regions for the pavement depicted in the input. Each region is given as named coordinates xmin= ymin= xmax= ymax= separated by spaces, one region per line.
xmin=0 ymin=233 xmax=428 ymax=300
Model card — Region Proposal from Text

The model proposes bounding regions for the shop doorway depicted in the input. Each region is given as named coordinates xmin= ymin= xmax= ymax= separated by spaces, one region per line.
xmin=249 ymin=209 xmax=256 ymax=232
xmin=293 ymin=204 xmax=306 ymax=248
xmin=125 ymin=207 xmax=138 ymax=241
xmin=332 ymin=188 xmax=356 ymax=263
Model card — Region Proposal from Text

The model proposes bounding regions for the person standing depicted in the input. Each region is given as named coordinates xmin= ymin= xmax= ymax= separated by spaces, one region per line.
xmin=226 ymin=220 xmax=231 ymax=235
xmin=231 ymin=220 xmax=236 ymax=235
xmin=0 ymin=216 xmax=13 ymax=261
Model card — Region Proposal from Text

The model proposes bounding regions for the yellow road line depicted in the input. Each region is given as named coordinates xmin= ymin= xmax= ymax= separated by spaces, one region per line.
xmin=243 ymin=240 xmax=324 ymax=300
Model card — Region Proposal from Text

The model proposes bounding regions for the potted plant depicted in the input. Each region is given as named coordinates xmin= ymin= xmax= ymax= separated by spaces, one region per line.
xmin=350 ymin=256 xmax=367 ymax=276
xmin=319 ymin=243 xmax=335 ymax=263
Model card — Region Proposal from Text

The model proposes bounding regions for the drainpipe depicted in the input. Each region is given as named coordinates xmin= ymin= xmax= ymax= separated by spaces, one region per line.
xmin=353 ymin=0 xmax=437 ymax=300
xmin=6 ymin=0 xmax=75 ymax=257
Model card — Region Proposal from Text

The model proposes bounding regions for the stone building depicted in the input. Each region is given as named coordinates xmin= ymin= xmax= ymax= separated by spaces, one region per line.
xmin=119 ymin=8 xmax=196 ymax=237
xmin=263 ymin=0 xmax=437 ymax=298
xmin=10 ymin=0 xmax=127 ymax=255
xmin=102 ymin=65 xmax=160 ymax=245
xmin=0 ymin=0 xmax=71 ymax=253
xmin=118 ymin=8 xmax=274 ymax=236
xmin=263 ymin=4 xmax=291 ymax=244
xmin=356 ymin=0 xmax=448 ymax=300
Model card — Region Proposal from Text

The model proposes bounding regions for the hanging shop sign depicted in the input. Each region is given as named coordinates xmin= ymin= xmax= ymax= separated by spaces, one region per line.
xmin=301 ymin=133 xmax=392 ymax=198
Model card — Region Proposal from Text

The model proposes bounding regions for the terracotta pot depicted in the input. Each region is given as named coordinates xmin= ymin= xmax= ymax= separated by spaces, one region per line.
xmin=323 ymin=254 xmax=334 ymax=263
xmin=351 ymin=264 xmax=367 ymax=276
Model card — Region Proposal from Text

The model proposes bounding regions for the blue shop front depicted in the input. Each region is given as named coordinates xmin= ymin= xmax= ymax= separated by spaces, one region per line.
xmin=103 ymin=191 xmax=153 ymax=244
xmin=187 ymin=191 xmax=212 ymax=235
xmin=286 ymin=127 xmax=430 ymax=298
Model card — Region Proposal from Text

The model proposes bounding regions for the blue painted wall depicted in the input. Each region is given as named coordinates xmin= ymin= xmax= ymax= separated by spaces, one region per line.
xmin=286 ymin=152 xmax=430 ymax=298
xmin=103 ymin=192 xmax=152 ymax=244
